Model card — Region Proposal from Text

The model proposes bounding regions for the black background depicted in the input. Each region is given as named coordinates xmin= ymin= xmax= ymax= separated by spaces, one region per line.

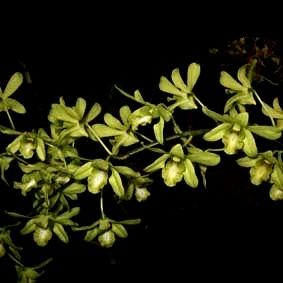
xmin=1 ymin=3 xmax=283 ymax=281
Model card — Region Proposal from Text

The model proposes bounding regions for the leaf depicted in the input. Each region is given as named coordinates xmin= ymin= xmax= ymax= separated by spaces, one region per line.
xmin=154 ymin=118 xmax=165 ymax=144
xmin=3 ymin=72 xmax=23 ymax=99
xmin=144 ymin=154 xmax=170 ymax=172
xmin=249 ymin=126 xmax=282 ymax=140
xmin=53 ymin=223 xmax=69 ymax=243
xmin=85 ymin=102 xmax=101 ymax=123
xmin=6 ymin=98 xmax=26 ymax=114
xmin=111 ymin=223 xmax=128 ymax=238
xmin=36 ymin=138 xmax=46 ymax=161
xmin=109 ymin=168 xmax=125 ymax=197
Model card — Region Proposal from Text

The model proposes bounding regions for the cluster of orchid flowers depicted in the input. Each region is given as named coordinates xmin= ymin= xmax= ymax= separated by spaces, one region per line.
xmin=1 ymin=57 xmax=283 ymax=282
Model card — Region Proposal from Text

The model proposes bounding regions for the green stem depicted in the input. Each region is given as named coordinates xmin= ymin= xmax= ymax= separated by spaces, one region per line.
xmin=253 ymin=90 xmax=275 ymax=126
xmin=114 ymin=85 xmax=152 ymax=106
xmin=135 ymin=131 xmax=154 ymax=143
xmin=113 ymin=129 xmax=209 ymax=160
xmin=86 ymin=124 xmax=113 ymax=156
xmin=100 ymin=190 xmax=105 ymax=219
xmin=5 ymin=110 xmax=15 ymax=129
xmin=193 ymin=95 xmax=205 ymax=108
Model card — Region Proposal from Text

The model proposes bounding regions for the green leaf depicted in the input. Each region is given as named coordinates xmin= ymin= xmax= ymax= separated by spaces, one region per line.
xmin=111 ymin=223 xmax=128 ymax=238
xmin=154 ymin=118 xmax=165 ymax=144
xmin=188 ymin=151 xmax=220 ymax=166
xmin=73 ymin=162 xmax=93 ymax=180
xmin=2 ymin=72 xmax=23 ymax=99
xmin=36 ymin=138 xmax=46 ymax=161
xmin=114 ymin=166 xmax=140 ymax=178
xmin=104 ymin=113 xmax=125 ymax=130
xmin=84 ymin=227 xmax=100 ymax=242
xmin=53 ymin=223 xmax=69 ymax=243
xmin=63 ymin=183 xmax=86 ymax=195
xmin=203 ymin=123 xmax=230 ymax=141
xmin=183 ymin=159 xmax=198 ymax=188
xmin=144 ymin=153 xmax=170 ymax=172
xmin=6 ymin=98 xmax=26 ymax=114
xmin=109 ymin=168 xmax=125 ymax=197
xmin=85 ymin=102 xmax=101 ymax=123
xmin=249 ymin=126 xmax=282 ymax=140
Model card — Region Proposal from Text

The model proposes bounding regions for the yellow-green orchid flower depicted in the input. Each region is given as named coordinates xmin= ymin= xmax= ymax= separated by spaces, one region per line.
xmin=237 ymin=151 xmax=275 ymax=185
xmin=159 ymin=63 xmax=200 ymax=110
xmin=220 ymin=64 xmax=256 ymax=112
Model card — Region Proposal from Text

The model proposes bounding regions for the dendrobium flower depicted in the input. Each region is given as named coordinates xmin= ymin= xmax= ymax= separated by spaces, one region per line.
xmin=88 ymin=169 xmax=108 ymax=194
xmin=144 ymin=144 xmax=220 ymax=188
xmin=135 ymin=187 xmax=151 ymax=202
xmin=220 ymin=64 xmax=256 ymax=112
xmin=203 ymin=109 xmax=281 ymax=157
xmin=92 ymin=105 xmax=139 ymax=154
xmin=237 ymin=151 xmax=275 ymax=185
xmin=269 ymin=164 xmax=283 ymax=201
xmin=262 ymin=97 xmax=283 ymax=130
xmin=159 ymin=63 xmax=200 ymax=110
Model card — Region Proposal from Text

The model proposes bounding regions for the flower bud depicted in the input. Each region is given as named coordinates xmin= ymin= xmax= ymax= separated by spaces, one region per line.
xmin=135 ymin=187 xmax=151 ymax=202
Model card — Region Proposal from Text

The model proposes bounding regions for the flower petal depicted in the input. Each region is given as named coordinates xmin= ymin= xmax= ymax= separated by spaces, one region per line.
xmin=187 ymin=63 xmax=200 ymax=92
xmin=159 ymin=76 xmax=186 ymax=97
xmin=237 ymin=65 xmax=251 ymax=88
xmin=171 ymin=68 xmax=188 ymax=92
xmin=220 ymin=71 xmax=246 ymax=92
